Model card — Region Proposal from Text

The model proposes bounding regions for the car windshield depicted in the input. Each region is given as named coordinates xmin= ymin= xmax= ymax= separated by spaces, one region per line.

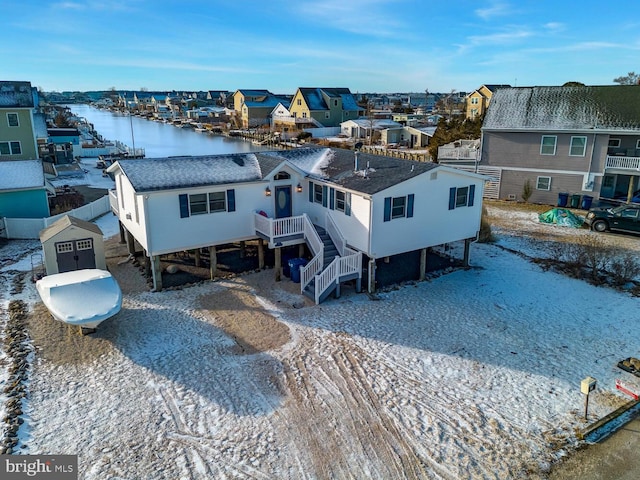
xmin=611 ymin=206 xmax=629 ymax=214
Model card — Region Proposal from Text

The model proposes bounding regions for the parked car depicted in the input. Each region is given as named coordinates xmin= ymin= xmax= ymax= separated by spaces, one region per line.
xmin=584 ymin=204 xmax=640 ymax=234
xmin=614 ymin=189 xmax=640 ymax=203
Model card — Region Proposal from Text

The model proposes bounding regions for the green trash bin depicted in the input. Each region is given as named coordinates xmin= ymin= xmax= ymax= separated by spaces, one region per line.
xmin=570 ymin=194 xmax=581 ymax=208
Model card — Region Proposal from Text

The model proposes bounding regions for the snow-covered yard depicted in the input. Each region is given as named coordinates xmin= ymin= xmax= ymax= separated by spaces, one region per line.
xmin=1 ymin=194 xmax=639 ymax=479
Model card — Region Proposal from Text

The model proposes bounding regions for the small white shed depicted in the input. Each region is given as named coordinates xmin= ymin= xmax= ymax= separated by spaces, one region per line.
xmin=39 ymin=215 xmax=106 ymax=275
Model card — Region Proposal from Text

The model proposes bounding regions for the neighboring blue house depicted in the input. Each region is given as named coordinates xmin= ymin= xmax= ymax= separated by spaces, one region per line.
xmin=0 ymin=160 xmax=50 ymax=218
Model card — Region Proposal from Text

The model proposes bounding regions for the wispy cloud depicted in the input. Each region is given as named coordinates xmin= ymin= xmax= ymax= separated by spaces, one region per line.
xmin=543 ymin=22 xmax=565 ymax=32
xmin=291 ymin=0 xmax=407 ymax=37
xmin=54 ymin=2 xmax=84 ymax=9
xmin=475 ymin=2 xmax=511 ymax=20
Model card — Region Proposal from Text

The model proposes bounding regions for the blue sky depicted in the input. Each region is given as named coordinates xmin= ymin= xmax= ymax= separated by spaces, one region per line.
xmin=4 ymin=0 xmax=639 ymax=94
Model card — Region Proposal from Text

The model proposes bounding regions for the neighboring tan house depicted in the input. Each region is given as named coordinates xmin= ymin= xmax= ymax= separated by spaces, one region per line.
xmin=0 ymin=80 xmax=38 ymax=161
xmin=107 ymin=148 xmax=486 ymax=301
xmin=480 ymin=85 xmax=640 ymax=204
xmin=0 ymin=159 xmax=50 ymax=219
xmin=465 ymin=84 xmax=510 ymax=120
xmin=288 ymin=88 xmax=363 ymax=129
xmin=232 ymin=89 xmax=290 ymax=128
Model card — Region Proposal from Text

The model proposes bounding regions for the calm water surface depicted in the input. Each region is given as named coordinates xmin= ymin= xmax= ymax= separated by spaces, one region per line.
xmin=68 ymin=104 xmax=265 ymax=158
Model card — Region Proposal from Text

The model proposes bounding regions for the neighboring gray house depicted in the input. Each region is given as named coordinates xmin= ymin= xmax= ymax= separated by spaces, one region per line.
xmin=479 ymin=85 xmax=640 ymax=204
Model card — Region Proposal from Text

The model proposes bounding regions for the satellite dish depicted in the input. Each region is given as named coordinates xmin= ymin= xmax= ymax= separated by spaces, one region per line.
xmin=354 ymin=142 xmax=363 ymax=150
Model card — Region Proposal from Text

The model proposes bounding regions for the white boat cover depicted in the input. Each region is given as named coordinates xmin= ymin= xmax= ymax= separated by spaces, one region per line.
xmin=36 ymin=269 xmax=122 ymax=327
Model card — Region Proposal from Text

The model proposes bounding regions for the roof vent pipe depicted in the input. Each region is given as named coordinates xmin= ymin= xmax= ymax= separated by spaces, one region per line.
xmin=354 ymin=151 xmax=358 ymax=172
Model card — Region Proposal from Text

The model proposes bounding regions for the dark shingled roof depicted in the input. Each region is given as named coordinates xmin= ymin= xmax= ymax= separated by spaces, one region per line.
xmin=0 ymin=81 xmax=34 ymax=108
xmin=484 ymin=85 xmax=640 ymax=131
xmin=258 ymin=148 xmax=438 ymax=195
xmin=114 ymin=148 xmax=440 ymax=195
xmin=298 ymin=88 xmax=360 ymax=112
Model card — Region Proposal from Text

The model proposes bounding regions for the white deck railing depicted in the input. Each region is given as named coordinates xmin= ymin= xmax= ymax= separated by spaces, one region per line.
xmin=606 ymin=155 xmax=640 ymax=171
xmin=438 ymin=146 xmax=479 ymax=161
xmin=254 ymin=213 xmax=306 ymax=240
xmin=326 ymin=214 xmax=346 ymax=255
xmin=311 ymin=252 xmax=362 ymax=304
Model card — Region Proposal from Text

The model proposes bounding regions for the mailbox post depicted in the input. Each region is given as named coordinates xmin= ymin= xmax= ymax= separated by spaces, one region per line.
xmin=581 ymin=377 xmax=597 ymax=420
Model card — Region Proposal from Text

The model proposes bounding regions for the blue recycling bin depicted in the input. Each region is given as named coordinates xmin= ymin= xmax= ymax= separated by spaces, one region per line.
xmin=557 ymin=192 xmax=569 ymax=207
xmin=581 ymin=195 xmax=593 ymax=210
xmin=288 ymin=258 xmax=308 ymax=283
xmin=282 ymin=252 xmax=295 ymax=277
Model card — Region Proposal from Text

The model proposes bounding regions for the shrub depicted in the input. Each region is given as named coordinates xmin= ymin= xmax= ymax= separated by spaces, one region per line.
xmin=521 ymin=180 xmax=532 ymax=202
xmin=477 ymin=205 xmax=494 ymax=243
xmin=609 ymin=252 xmax=640 ymax=286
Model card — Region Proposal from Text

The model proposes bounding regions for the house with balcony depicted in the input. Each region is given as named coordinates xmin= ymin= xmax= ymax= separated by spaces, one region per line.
xmin=288 ymin=88 xmax=363 ymax=129
xmin=465 ymin=85 xmax=510 ymax=120
xmin=0 ymin=80 xmax=38 ymax=161
xmin=479 ymin=85 xmax=640 ymax=204
xmin=106 ymin=148 xmax=486 ymax=303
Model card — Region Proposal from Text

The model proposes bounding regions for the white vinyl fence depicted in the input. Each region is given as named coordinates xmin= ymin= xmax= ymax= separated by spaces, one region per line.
xmin=1 ymin=195 xmax=111 ymax=240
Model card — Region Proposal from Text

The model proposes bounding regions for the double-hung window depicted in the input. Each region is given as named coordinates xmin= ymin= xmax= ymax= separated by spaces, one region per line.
xmin=536 ymin=176 xmax=551 ymax=190
xmin=569 ymin=136 xmax=587 ymax=156
xmin=335 ymin=190 xmax=346 ymax=212
xmin=179 ymin=190 xmax=235 ymax=218
xmin=314 ymin=183 xmax=323 ymax=204
xmin=383 ymin=194 xmax=415 ymax=221
xmin=208 ymin=191 xmax=226 ymax=212
xmin=0 ymin=141 xmax=21 ymax=155
xmin=392 ymin=196 xmax=406 ymax=219
xmin=448 ymin=185 xmax=476 ymax=210
xmin=7 ymin=113 xmax=19 ymax=127
xmin=540 ymin=135 xmax=557 ymax=155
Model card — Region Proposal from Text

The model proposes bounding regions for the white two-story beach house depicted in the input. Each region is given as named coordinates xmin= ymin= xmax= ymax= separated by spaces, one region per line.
xmin=107 ymin=147 xmax=486 ymax=303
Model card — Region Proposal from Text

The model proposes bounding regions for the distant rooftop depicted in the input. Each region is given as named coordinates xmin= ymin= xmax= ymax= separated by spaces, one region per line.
xmin=0 ymin=81 xmax=34 ymax=108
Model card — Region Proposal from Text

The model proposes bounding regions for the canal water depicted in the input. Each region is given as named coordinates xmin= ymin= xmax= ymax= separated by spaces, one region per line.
xmin=68 ymin=104 xmax=265 ymax=158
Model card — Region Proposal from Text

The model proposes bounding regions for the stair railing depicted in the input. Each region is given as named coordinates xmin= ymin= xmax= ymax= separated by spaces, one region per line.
xmin=300 ymin=214 xmax=324 ymax=291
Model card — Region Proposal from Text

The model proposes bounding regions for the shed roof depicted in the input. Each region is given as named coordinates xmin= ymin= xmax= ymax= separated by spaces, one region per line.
xmin=0 ymin=81 xmax=34 ymax=108
xmin=39 ymin=215 xmax=103 ymax=243
xmin=483 ymin=85 xmax=640 ymax=131
xmin=113 ymin=148 xmax=443 ymax=195
xmin=0 ymin=160 xmax=45 ymax=191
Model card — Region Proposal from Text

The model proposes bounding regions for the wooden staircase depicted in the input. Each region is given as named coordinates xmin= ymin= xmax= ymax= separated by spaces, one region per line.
xmin=301 ymin=221 xmax=362 ymax=304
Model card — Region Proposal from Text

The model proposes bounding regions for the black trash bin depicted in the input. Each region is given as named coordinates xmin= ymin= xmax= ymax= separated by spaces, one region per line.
xmin=581 ymin=195 xmax=594 ymax=210
xmin=557 ymin=192 xmax=569 ymax=207
xmin=570 ymin=194 xmax=581 ymax=208
xmin=289 ymin=258 xmax=308 ymax=283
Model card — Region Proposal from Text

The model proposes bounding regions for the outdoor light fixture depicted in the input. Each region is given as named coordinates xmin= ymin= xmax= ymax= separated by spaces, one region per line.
xmin=265 ymin=187 xmax=271 ymax=196
xmin=296 ymin=183 xmax=303 ymax=193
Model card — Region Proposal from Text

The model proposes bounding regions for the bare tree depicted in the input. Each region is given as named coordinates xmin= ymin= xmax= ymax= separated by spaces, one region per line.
xmin=613 ymin=72 xmax=640 ymax=85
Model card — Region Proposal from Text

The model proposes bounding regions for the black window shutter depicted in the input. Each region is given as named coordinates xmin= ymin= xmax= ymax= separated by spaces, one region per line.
xmin=329 ymin=188 xmax=335 ymax=210
xmin=407 ymin=194 xmax=414 ymax=218
xmin=227 ymin=189 xmax=236 ymax=212
xmin=179 ymin=194 xmax=189 ymax=218
xmin=448 ymin=187 xmax=456 ymax=210
xmin=308 ymin=181 xmax=314 ymax=202
xmin=322 ymin=185 xmax=328 ymax=207
xmin=345 ymin=192 xmax=351 ymax=216
xmin=383 ymin=197 xmax=391 ymax=222
xmin=468 ymin=184 xmax=475 ymax=207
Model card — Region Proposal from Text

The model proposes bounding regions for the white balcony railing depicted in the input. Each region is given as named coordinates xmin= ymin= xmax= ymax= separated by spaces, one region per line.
xmin=606 ymin=155 xmax=640 ymax=171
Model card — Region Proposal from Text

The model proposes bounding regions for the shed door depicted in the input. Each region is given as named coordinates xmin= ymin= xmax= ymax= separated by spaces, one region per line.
xmin=55 ymin=238 xmax=96 ymax=273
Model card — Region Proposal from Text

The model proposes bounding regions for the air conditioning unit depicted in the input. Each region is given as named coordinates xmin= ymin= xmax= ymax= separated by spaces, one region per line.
xmin=507 ymin=194 xmax=516 ymax=200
